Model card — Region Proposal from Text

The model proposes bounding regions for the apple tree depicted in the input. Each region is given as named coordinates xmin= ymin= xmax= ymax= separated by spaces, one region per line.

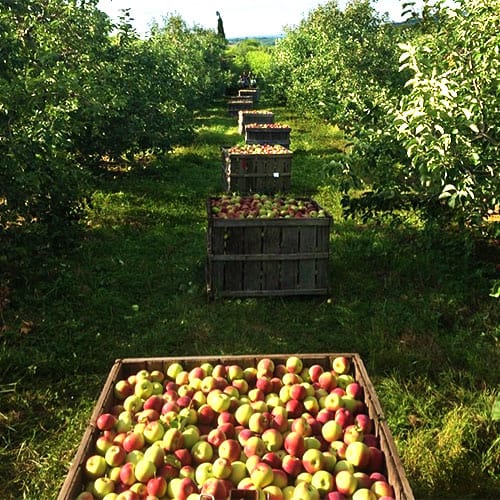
xmin=394 ymin=0 xmax=499 ymax=229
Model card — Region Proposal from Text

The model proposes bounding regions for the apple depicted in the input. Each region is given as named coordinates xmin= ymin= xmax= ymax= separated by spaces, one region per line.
xmin=229 ymin=460 xmax=248 ymax=485
xmin=352 ymin=489 xmax=377 ymax=500
xmin=235 ymin=403 xmax=254 ymax=426
xmin=85 ymin=454 xmax=107 ymax=479
xmin=114 ymin=380 xmax=134 ymax=401
xmin=134 ymin=458 xmax=156 ymax=483
xmin=212 ymin=457 xmax=232 ymax=479
xmin=285 ymin=399 xmax=304 ymax=419
xmin=191 ymin=440 xmax=214 ymax=463
xmin=310 ymin=469 xmax=334 ymax=495
xmin=292 ymin=481 xmax=320 ymax=500
xmin=343 ymin=424 xmax=364 ymax=444
xmin=132 ymin=482 xmax=151 ymax=497
xmin=263 ymin=484 xmax=285 ymax=500
xmin=354 ymin=471 xmax=372 ymax=489
xmin=123 ymin=395 xmax=143 ymax=414
xmin=281 ymin=454 xmax=304 ymax=478
xmin=308 ymin=365 xmax=324 ymax=383
xmin=97 ymin=413 xmax=117 ymax=431
xmin=284 ymin=431 xmax=305 ymax=458
xmin=197 ymin=404 xmax=217 ymax=426
xmin=146 ymin=476 xmax=168 ymax=497
xmin=105 ymin=445 xmax=127 ymax=467
xmin=335 ymin=469 xmax=357 ymax=496
xmin=286 ymin=356 xmax=303 ymax=374
xmin=322 ymin=392 xmax=342 ymax=412
xmin=262 ymin=427 xmax=284 ymax=452
xmin=249 ymin=412 xmax=270 ymax=434
xmin=219 ymin=438 xmax=242 ymax=463
xmin=95 ymin=435 xmax=113 ymax=455
xmin=345 ymin=441 xmax=370 ymax=468
xmin=143 ymin=420 xmax=165 ymax=444
xmin=256 ymin=358 xmax=275 ymax=378
xmin=367 ymin=446 xmax=385 ymax=473
xmin=302 ymin=448 xmax=325 ymax=474
xmin=134 ymin=378 xmax=154 ymax=399
xmin=370 ymin=480 xmax=395 ymax=498
xmin=334 ymin=407 xmax=353 ymax=428
xmin=321 ymin=420 xmax=343 ymax=443
xmin=92 ymin=476 xmax=115 ymax=497
xmin=291 ymin=416 xmax=312 ymax=437
xmin=144 ymin=442 xmax=166 ymax=467
xmin=331 ymin=357 xmax=350 ymax=375
xmin=200 ymin=477 xmax=228 ymax=498
xmin=182 ymin=424 xmax=201 ymax=449
xmin=329 ymin=440 xmax=347 ymax=460
xmin=243 ymin=435 xmax=266 ymax=458
xmin=322 ymin=450 xmax=337 ymax=472
xmin=119 ymin=461 xmax=137 ymax=486
xmin=250 ymin=461 xmax=274 ymax=488
xmin=207 ymin=427 xmax=227 ymax=447
xmin=303 ymin=396 xmax=320 ymax=415
xmin=336 ymin=374 xmax=355 ymax=389
xmin=195 ymin=461 xmax=214 ymax=485
xmin=289 ymin=384 xmax=307 ymax=401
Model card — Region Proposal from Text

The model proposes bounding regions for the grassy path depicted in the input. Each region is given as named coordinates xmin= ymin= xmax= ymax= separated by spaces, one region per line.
xmin=1 ymin=100 xmax=499 ymax=498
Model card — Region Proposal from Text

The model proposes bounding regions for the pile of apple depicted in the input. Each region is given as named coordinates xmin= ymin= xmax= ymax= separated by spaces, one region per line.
xmin=75 ymin=356 xmax=397 ymax=500
xmin=210 ymin=195 xmax=327 ymax=220
xmin=245 ymin=123 xmax=290 ymax=129
xmin=227 ymin=145 xmax=291 ymax=155
xmin=240 ymin=111 xmax=274 ymax=116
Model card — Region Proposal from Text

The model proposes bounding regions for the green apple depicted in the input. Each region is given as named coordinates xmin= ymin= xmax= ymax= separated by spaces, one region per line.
xmin=166 ymin=362 xmax=184 ymax=380
xmin=123 ymin=395 xmax=143 ymax=414
xmin=134 ymin=378 xmax=154 ymax=399
xmin=85 ymin=454 xmax=107 ymax=479
xmin=134 ymin=458 xmax=156 ymax=483
xmin=352 ymin=488 xmax=377 ymax=500
xmin=250 ymin=461 xmax=274 ymax=488
xmin=321 ymin=420 xmax=342 ymax=443
xmin=302 ymin=448 xmax=324 ymax=474
xmin=212 ymin=457 xmax=232 ymax=479
xmin=292 ymin=481 xmax=320 ymax=500
xmin=191 ymin=440 xmax=213 ymax=463
xmin=229 ymin=460 xmax=248 ymax=485
xmin=335 ymin=469 xmax=357 ymax=496
xmin=92 ymin=476 xmax=115 ymax=497
xmin=311 ymin=469 xmax=334 ymax=495
xmin=195 ymin=461 xmax=214 ymax=485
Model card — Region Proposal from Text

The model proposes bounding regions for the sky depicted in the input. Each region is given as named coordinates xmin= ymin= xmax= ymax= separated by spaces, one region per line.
xmin=96 ymin=0 xmax=426 ymax=39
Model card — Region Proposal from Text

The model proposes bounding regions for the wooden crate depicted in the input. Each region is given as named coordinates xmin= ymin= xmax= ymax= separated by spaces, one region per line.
xmin=245 ymin=124 xmax=291 ymax=148
xmin=207 ymin=197 xmax=331 ymax=298
xmin=221 ymin=146 xmax=293 ymax=194
xmin=227 ymin=97 xmax=254 ymax=117
xmin=58 ymin=353 xmax=414 ymax=500
xmin=238 ymin=88 xmax=259 ymax=103
xmin=238 ymin=110 xmax=274 ymax=134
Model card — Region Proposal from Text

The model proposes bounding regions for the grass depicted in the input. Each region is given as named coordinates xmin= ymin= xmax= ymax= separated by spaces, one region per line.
xmin=0 ymin=100 xmax=499 ymax=499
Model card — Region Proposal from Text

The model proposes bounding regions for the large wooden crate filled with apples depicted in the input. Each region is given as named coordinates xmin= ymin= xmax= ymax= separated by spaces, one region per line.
xmin=221 ymin=145 xmax=293 ymax=194
xmin=238 ymin=111 xmax=274 ymax=135
xmin=58 ymin=353 xmax=414 ymax=500
xmin=228 ymin=97 xmax=255 ymax=117
xmin=207 ymin=195 xmax=331 ymax=298
xmin=245 ymin=123 xmax=291 ymax=149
